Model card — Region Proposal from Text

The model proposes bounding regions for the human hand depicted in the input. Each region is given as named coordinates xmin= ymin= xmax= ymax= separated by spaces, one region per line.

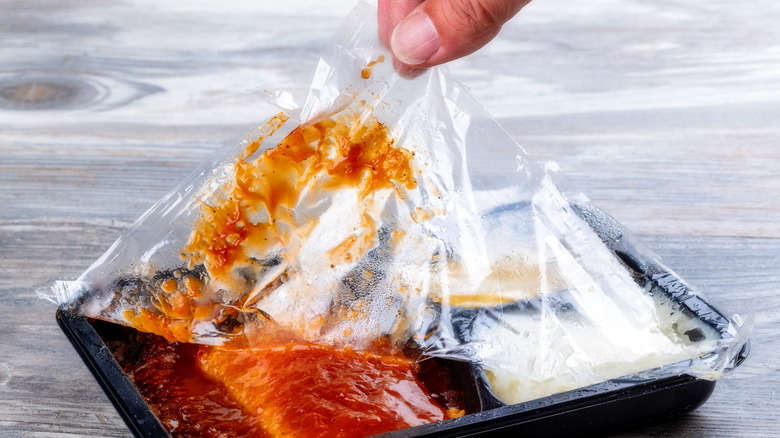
xmin=378 ymin=0 xmax=531 ymax=71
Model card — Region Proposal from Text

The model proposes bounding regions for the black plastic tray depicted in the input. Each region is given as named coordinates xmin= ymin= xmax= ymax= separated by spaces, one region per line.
xmin=56 ymin=203 xmax=750 ymax=437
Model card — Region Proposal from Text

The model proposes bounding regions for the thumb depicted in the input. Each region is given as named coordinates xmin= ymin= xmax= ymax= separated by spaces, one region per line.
xmin=390 ymin=0 xmax=530 ymax=68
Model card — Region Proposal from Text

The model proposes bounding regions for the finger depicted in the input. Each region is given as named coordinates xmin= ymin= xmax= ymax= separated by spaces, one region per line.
xmin=391 ymin=0 xmax=530 ymax=68
xmin=378 ymin=0 xmax=392 ymax=47
xmin=378 ymin=0 xmax=425 ymax=48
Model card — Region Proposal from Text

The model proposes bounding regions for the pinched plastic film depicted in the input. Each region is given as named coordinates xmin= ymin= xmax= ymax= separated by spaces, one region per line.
xmin=46 ymin=2 xmax=747 ymax=406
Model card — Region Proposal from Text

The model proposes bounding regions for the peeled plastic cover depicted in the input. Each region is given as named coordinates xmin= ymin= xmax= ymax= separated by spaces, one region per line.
xmin=45 ymin=2 xmax=748 ymax=405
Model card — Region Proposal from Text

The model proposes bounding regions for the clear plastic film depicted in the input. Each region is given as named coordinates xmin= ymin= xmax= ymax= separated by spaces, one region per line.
xmin=44 ymin=2 xmax=749 ymax=407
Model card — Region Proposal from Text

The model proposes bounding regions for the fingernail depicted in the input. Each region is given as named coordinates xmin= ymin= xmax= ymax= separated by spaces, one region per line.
xmin=391 ymin=12 xmax=440 ymax=66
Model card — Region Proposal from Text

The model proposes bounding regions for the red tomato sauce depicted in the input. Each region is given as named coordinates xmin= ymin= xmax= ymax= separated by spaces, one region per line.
xmin=102 ymin=323 xmax=464 ymax=438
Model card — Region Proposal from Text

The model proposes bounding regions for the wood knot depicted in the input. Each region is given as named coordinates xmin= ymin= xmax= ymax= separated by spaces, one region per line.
xmin=0 ymin=77 xmax=97 ymax=110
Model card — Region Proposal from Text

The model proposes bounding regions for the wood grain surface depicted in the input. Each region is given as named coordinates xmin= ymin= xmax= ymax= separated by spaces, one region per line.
xmin=1 ymin=0 xmax=778 ymax=437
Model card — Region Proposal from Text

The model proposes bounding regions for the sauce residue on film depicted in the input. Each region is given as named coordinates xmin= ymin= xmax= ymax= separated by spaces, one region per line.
xmin=361 ymin=55 xmax=385 ymax=79
xmin=119 ymin=111 xmax=419 ymax=344
xmin=184 ymin=110 xmax=416 ymax=286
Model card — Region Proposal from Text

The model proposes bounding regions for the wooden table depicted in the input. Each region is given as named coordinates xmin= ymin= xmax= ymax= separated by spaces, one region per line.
xmin=1 ymin=0 xmax=778 ymax=436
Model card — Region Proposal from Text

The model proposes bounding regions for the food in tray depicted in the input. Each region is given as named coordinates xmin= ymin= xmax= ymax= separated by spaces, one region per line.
xmin=87 ymin=110 xmax=721 ymax=437
xmin=198 ymin=344 xmax=462 ymax=436
xmin=102 ymin=323 xmax=465 ymax=438
xmin=469 ymin=291 xmax=719 ymax=405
